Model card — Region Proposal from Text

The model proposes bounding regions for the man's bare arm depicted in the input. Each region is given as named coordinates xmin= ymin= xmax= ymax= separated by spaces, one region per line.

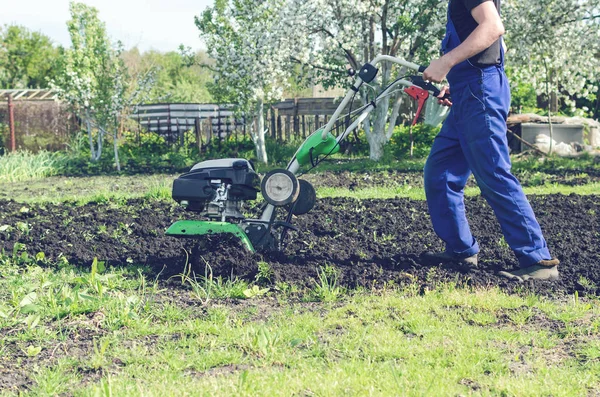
xmin=423 ymin=1 xmax=505 ymax=83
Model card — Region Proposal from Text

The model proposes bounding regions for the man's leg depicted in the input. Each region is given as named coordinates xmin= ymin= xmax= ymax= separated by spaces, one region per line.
xmin=424 ymin=114 xmax=479 ymax=260
xmin=456 ymin=70 xmax=556 ymax=273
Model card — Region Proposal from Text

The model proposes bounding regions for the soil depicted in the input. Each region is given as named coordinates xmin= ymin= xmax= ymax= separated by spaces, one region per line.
xmin=0 ymin=190 xmax=598 ymax=296
xmin=0 ymin=183 xmax=599 ymax=392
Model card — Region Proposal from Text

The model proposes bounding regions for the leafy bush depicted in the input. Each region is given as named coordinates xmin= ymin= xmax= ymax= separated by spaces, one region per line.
xmin=203 ymin=134 xmax=256 ymax=160
xmin=389 ymin=124 xmax=440 ymax=159
xmin=511 ymin=82 xmax=539 ymax=114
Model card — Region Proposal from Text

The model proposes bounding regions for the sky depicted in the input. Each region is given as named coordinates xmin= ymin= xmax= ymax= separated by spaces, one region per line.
xmin=0 ymin=0 xmax=213 ymax=53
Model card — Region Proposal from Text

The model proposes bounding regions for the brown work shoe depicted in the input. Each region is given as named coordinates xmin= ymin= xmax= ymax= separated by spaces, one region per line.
xmin=420 ymin=251 xmax=478 ymax=267
xmin=498 ymin=258 xmax=560 ymax=282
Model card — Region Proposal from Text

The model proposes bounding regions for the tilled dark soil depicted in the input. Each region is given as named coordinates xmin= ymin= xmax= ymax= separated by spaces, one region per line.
xmin=1 ymin=193 xmax=598 ymax=296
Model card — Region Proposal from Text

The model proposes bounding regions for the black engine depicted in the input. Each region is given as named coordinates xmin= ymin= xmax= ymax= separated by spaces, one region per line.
xmin=172 ymin=158 xmax=260 ymax=220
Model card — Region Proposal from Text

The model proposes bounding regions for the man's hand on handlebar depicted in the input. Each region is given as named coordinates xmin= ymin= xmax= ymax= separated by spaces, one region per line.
xmin=423 ymin=57 xmax=452 ymax=84
xmin=437 ymin=86 xmax=452 ymax=107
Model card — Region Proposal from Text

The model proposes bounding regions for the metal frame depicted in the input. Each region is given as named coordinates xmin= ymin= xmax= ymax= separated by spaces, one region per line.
xmin=258 ymin=55 xmax=425 ymax=222
xmin=0 ymin=89 xmax=59 ymax=102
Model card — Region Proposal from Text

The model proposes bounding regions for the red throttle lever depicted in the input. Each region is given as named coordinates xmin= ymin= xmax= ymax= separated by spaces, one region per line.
xmin=403 ymin=86 xmax=430 ymax=126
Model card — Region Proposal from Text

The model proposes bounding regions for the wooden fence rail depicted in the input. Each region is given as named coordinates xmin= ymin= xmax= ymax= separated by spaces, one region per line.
xmin=132 ymin=98 xmax=360 ymax=147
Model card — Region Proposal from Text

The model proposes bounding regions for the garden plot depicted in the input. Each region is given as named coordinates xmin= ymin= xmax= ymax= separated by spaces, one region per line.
xmin=0 ymin=193 xmax=598 ymax=296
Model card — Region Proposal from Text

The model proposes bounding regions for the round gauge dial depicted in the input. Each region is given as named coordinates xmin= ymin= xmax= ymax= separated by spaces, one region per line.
xmin=261 ymin=169 xmax=299 ymax=206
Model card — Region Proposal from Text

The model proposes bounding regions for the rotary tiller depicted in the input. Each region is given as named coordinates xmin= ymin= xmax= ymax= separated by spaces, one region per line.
xmin=166 ymin=56 xmax=449 ymax=253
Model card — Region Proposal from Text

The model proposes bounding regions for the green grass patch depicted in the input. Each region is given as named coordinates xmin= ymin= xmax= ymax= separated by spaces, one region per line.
xmin=2 ymin=174 xmax=599 ymax=206
xmin=0 ymin=174 xmax=175 ymax=204
xmin=1 ymin=255 xmax=599 ymax=395
xmin=318 ymin=182 xmax=600 ymax=200
xmin=0 ymin=151 xmax=65 ymax=183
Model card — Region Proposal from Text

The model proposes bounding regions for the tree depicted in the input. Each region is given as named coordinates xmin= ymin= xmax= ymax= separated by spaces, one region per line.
xmin=504 ymin=0 xmax=600 ymax=111
xmin=292 ymin=0 xmax=446 ymax=160
xmin=504 ymin=0 xmax=600 ymax=152
xmin=196 ymin=0 xmax=306 ymax=164
xmin=122 ymin=47 xmax=214 ymax=103
xmin=0 ymin=24 xmax=62 ymax=89
xmin=51 ymin=2 xmax=153 ymax=170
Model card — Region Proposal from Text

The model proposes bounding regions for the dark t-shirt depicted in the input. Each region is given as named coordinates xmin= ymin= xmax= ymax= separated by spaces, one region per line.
xmin=450 ymin=0 xmax=502 ymax=67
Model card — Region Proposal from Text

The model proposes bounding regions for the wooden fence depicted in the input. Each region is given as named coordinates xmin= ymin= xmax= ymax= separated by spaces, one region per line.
xmin=132 ymin=103 xmax=246 ymax=146
xmin=268 ymin=98 xmax=359 ymax=141
xmin=132 ymin=98 xmax=361 ymax=146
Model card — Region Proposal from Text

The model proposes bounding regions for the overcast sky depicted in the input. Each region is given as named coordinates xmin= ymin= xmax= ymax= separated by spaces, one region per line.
xmin=0 ymin=0 xmax=213 ymax=53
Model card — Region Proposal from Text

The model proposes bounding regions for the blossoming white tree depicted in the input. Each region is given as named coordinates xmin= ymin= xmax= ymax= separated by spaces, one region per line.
xmin=196 ymin=0 xmax=309 ymax=164
xmin=51 ymin=2 xmax=153 ymax=171
xmin=503 ymin=0 xmax=600 ymax=151
xmin=292 ymin=0 xmax=446 ymax=160
xmin=504 ymin=0 xmax=600 ymax=110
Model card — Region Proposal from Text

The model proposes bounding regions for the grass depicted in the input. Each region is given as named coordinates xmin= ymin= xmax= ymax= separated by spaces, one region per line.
xmin=1 ymin=150 xmax=600 ymax=203
xmin=0 ymin=254 xmax=599 ymax=395
xmin=2 ymin=151 xmax=600 ymax=394
xmin=0 ymin=174 xmax=175 ymax=204
xmin=318 ymin=182 xmax=600 ymax=200
xmin=0 ymin=151 xmax=65 ymax=183
xmin=2 ymin=173 xmax=599 ymax=206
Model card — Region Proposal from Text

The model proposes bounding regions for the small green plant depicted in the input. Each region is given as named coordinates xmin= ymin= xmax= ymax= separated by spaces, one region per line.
xmin=24 ymin=345 xmax=42 ymax=357
xmin=0 ymin=224 xmax=14 ymax=239
xmin=243 ymin=285 xmax=270 ymax=299
xmin=578 ymin=276 xmax=597 ymax=292
xmin=309 ymin=264 xmax=344 ymax=302
xmin=15 ymin=222 xmax=31 ymax=235
xmin=389 ymin=124 xmax=440 ymax=159
xmin=256 ymin=261 xmax=274 ymax=284
xmin=248 ymin=326 xmax=281 ymax=358
xmin=90 ymin=337 xmax=112 ymax=370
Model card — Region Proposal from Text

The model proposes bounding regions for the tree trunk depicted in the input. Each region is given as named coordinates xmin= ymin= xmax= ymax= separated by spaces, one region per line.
xmin=254 ymin=99 xmax=268 ymax=164
xmin=386 ymin=93 xmax=405 ymax=140
xmin=368 ymin=128 xmax=388 ymax=160
xmin=113 ymin=129 xmax=121 ymax=172
xmin=360 ymin=92 xmax=372 ymax=149
xmin=95 ymin=130 xmax=103 ymax=161
xmin=550 ymin=91 xmax=559 ymax=113
xmin=544 ymin=65 xmax=554 ymax=154
xmin=368 ymin=64 xmax=392 ymax=160
xmin=85 ymin=110 xmax=96 ymax=161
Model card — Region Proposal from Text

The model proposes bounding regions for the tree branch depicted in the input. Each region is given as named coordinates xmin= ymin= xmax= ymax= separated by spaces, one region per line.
xmin=317 ymin=26 xmax=360 ymax=70
xmin=290 ymin=56 xmax=346 ymax=75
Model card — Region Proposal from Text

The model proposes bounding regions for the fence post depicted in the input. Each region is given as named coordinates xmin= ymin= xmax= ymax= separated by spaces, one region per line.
xmin=167 ymin=103 xmax=172 ymax=145
xmin=177 ymin=118 xmax=184 ymax=147
xmin=195 ymin=116 xmax=202 ymax=152
xmin=277 ymin=114 xmax=282 ymax=141
xmin=217 ymin=107 xmax=222 ymax=140
xmin=285 ymin=115 xmax=291 ymax=142
xmin=302 ymin=115 xmax=306 ymax=137
xmin=7 ymin=94 xmax=16 ymax=152
xmin=270 ymin=108 xmax=276 ymax=139
xmin=293 ymin=98 xmax=299 ymax=139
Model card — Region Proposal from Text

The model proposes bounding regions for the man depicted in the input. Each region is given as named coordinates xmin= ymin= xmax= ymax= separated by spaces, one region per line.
xmin=421 ymin=0 xmax=559 ymax=281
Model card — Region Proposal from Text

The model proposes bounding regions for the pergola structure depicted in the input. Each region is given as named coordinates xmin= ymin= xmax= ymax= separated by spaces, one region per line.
xmin=0 ymin=89 xmax=59 ymax=152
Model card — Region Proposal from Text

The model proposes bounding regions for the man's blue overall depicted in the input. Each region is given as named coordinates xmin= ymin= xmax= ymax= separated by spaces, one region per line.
xmin=423 ymin=1 xmax=551 ymax=267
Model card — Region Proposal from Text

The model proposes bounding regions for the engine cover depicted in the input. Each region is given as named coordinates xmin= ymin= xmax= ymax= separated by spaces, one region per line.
xmin=172 ymin=159 xmax=260 ymax=211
